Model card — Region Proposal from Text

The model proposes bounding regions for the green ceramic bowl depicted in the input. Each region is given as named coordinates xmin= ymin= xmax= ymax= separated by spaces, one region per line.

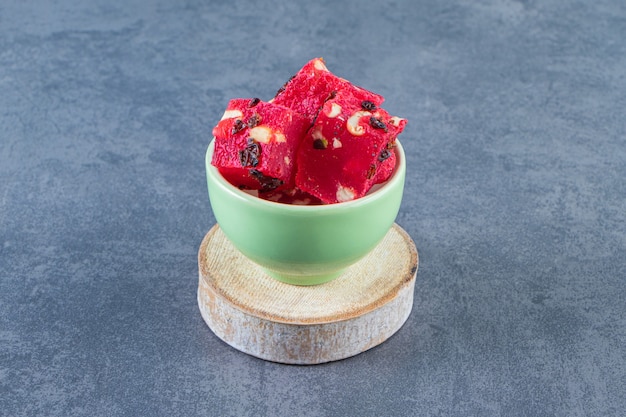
xmin=205 ymin=139 xmax=406 ymax=285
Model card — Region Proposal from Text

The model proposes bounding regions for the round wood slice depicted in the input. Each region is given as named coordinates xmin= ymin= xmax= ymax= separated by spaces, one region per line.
xmin=197 ymin=223 xmax=418 ymax=365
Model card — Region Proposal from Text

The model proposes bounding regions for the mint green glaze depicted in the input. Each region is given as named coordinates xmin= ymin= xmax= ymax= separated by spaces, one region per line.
xmin=205 ymin=139 xmax=406 ymax=285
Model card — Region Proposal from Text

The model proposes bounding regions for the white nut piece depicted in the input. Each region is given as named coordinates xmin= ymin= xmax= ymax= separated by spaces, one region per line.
xmin=274 ymin=132 xmax=286 ymax=143
xmin=389 ymin=116 xmax=405 ymax=127
xmin=325 ymin=102 xmax=342 ymax=118
xmin=311 ymin=126 xmax=328 ymax=148
xmin=220 ymin=109 xmax=243 ymax=120
xmin=311 ymin=126 xmax=325 ymax=141
xmin=336 ymin=185 xmax=356 ymax=202
xmin=313 ymin=58 xmax=328 ymax=71
xmin=249 ymin=126 xmax=273 ymax=143
xmin=332 ymin=138 xmax=342 ymax=148
xmin=346 ymin=110 xmax=371 ymax=136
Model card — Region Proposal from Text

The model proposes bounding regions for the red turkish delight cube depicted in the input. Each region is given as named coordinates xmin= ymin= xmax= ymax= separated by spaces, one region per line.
xmin=273 ymin=58 xmax=384 ymax=124
xmin=211 ymin=98 xmax=309 ymax=191
xmin=294 ymin=91 xmax=407 ymax=203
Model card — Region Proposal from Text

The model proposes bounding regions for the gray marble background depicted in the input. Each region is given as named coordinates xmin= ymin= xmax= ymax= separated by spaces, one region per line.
xmin=1 ymin=1 xmax=624 ymax=416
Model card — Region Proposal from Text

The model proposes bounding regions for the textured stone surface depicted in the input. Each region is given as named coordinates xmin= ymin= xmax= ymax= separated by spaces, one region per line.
xmin=1 ymin=0 xmax=624 ymax=416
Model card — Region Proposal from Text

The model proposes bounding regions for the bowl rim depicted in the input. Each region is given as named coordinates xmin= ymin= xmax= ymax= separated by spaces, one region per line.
xmin=206 ymin=138 xmax=405 ymax=213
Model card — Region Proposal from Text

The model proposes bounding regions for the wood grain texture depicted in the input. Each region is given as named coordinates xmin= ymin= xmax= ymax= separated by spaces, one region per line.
xmin=197 ymin=223 xmax=418 ymax=364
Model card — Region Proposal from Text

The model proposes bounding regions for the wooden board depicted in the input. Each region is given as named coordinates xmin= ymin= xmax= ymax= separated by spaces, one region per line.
xmin=197 ymin=223 xmax=418 ymax=365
